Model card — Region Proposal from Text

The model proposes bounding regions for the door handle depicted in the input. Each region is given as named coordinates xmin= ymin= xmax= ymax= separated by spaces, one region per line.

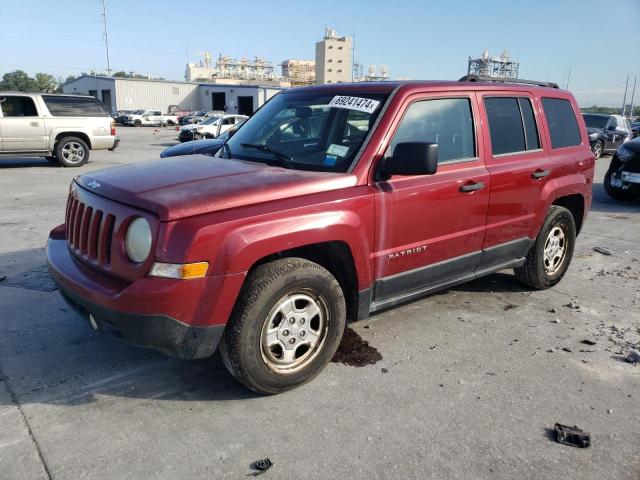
xmin=459 ymin=181 xmax=485 ymax=192
xmin=30 ymin=121 xmax=39 ymax=127
xmin=531 ymin=169 xmax=550 ymax=179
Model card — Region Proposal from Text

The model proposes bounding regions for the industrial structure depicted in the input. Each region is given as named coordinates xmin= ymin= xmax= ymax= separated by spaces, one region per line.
xmin=281 ymin=59 xmax=316 ymax=86
xmin=62 ymin=75 xmax=284 ymax=116
xmin=315 ymin=28 xmax=353 ymax=84
xmin=356 ymin=64 xmax=389 ymax=82
xmin=185 ymin=53 xmax=289 ymax=86
xmin=467 ymin=49 xmax=519 ymax=79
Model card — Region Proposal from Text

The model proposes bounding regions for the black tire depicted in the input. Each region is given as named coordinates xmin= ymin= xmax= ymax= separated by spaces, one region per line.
xmin=133 ymin=119 xmax=142 ymax=127
xmin=514 ymin=205 xmax=576 ymax=290
xmin=166 ymin=120 xmax=175 ymax=126
xmin=54 ymin=136 xmax=90 ymax=167
xmin=592 ymin=140 xmax=603 ymax=160
xmin=603 ymin=157 xmax=636 ymax=200
xmin=219 ymin=258 xmax=346 ymax=395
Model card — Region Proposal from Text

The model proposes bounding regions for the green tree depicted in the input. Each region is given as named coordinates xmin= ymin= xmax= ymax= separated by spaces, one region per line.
xmin=33 ymin=73 xmax=59 ymax=93
xmin=0 ymin=70 xmax=36 ymax=91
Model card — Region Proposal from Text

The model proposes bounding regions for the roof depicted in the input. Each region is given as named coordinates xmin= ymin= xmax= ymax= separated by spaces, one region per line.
xmin=0 ymin=91 xmax=95 ymax=98
xmin=64 ymin=75 xmax=286 ymax=90
xmin=287 ymin=79 xmax=566 ymax=94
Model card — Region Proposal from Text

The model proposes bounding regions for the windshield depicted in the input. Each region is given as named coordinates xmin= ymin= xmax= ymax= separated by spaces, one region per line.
xmin=132 ymin=110 xmax=145 ymax=114
xmin=223 ymin=90 xmax=389 ymax=172
xmin=200 ymin=116 xmax=221 ymax=126
xmin=583 ymin=114 xmax=608 ymax=129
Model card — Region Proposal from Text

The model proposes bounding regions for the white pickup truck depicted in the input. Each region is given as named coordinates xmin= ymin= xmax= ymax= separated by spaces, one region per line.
xmin=123 ymin=110 xmax=178 ymax=127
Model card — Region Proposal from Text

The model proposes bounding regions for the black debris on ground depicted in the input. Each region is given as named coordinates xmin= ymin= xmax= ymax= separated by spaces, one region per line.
xmin=332 ymin=326 xmax=383 ymax=367
xmin=553 ymin=423 xmax=591 ymax=448
xmin=593 ymin=246 xmax=612 ymax=256
xmin=580 ymin=339 xmax=597 ymax=346
xmin=250 ymin=458 xmax=273 ymax=476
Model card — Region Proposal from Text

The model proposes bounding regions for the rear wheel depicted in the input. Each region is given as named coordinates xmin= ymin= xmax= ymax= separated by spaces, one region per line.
xmin=55 ymin=137 xmax=89 ymax=167
xmin=515 ymin=205 xmax=576 ymax=289
xmin=133 ymin=119 xmax=142 ymax=127
xmin=592 ymin=140 xmax=603 ymax=160
xmin=220 ymin=258 xmax=346 ymax=394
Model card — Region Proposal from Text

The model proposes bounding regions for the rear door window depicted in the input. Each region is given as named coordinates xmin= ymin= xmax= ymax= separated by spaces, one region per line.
xmin=484 ymin=97 xmax=540 ymax=155
xmin=42 ymin=96 xmax=108 ymax=117
xmin=388 ymin=97 xmax=476 ymax=164
xmin=541 ymin=98 xmax=581 ymax=148
xmin=0 ymin=96 xmax=39 ymax=117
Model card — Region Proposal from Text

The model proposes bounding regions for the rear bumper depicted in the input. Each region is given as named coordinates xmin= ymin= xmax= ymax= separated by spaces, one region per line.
xmin=46 ymin=232 xmax=244 ymax=359
xmin=92 ymin=135 xmax=118 ymax=150
xmin=108 ymin=137 xmax=120 ymax=151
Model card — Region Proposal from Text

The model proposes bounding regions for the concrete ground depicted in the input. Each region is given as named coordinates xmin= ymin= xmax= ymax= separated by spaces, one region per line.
xmin=0 ymin=127 xmax=638 ymax=479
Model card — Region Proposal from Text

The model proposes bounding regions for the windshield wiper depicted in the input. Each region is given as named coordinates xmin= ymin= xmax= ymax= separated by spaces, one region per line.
xmin=240 ymin=143 xmax=296 ymax=169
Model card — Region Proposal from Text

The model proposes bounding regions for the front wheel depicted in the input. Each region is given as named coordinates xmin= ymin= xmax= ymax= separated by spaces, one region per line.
xmin=592 ymin=140 xmax=603 ymax=160
xmin=55 ymin=137 xmax=90 ymax=167
xmin=220 ymin=258 xmax=346 ymax=394
xmin=515 ymin=205 xmax=576 ymax=289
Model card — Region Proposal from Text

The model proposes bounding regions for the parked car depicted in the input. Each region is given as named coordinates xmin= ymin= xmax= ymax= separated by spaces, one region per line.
xmin=114 ymin=109 xmax=139 ymax=124
xmin=0 ymin=92 xmax=118 ymax=167
xmin=47 ymin=78 xmax=593 ymax=394
xmin=582 ymin=113 xmax=633 ymax=159
xmin=178 ymin=115 xmax=247 ymax=142
xmin=161 ymin=120 xmax=245 ymax=157
xmin=179 ymin=110 xmax=207 ymax=125
xmin=124 ymin=110 xmax=178 ymax=127
xmin=603 ymin=136 xmax=640 ymax=199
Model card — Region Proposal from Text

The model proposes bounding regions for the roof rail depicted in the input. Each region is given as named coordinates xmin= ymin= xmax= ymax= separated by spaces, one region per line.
xmin=458 ymin=75 xmax=559 ymax=89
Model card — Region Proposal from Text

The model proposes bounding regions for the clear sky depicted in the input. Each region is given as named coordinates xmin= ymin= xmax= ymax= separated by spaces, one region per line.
xmin=1 ymin=0 xmax=638 ymax=107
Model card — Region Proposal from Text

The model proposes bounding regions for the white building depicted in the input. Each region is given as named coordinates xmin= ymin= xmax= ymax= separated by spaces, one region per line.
xmin=62 ymin=75 xmax=284 ymax=115
xmin=315 ymin=28 xmax=353 ymax=84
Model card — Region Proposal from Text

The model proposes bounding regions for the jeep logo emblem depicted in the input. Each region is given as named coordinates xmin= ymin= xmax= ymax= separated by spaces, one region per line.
xmin=87 ymin=180 xmax=101 ymax=189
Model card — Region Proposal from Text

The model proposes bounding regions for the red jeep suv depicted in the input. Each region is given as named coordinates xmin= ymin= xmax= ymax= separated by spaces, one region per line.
xmin=47 ymin=77 xmax=594 ymax=394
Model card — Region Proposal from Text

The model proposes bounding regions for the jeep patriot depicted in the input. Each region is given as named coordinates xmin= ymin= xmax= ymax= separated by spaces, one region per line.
xmin=47 ymin=78 xmax=594 ymax=394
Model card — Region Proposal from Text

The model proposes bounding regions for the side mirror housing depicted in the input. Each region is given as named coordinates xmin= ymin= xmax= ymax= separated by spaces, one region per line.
xmin=607 ymin=125 xmax=617 ymax=131
xmin=380 ymin=142 xmax=438 ymax=179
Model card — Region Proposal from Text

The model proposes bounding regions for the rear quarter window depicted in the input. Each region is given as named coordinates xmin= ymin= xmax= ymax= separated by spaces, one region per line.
xmin=541 ymin=98 xmax=581 ymax=149
xmin=42 ymin=96 xmax=109 ymax=117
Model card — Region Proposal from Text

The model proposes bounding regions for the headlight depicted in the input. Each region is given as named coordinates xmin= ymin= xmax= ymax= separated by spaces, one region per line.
xmin=124 ymin=217 xmax=152 ymax=263
xmin=589 ymin=132 xmax=599 ymax=139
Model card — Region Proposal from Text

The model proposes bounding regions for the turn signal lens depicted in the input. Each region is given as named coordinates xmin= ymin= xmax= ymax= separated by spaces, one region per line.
xmin=149 ymin=262 xmax=209 ymax=279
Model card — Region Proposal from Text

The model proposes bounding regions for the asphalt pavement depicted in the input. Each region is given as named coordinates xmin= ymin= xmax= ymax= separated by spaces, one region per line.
xmin=0 ymin=127 xmax=638 ymax=479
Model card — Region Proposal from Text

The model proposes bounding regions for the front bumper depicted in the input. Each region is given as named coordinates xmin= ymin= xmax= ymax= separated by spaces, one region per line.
xmin=610 ymin=170 xmax=640 ymax=193
xmin=46 ymin=234 xmax=242 ymax=359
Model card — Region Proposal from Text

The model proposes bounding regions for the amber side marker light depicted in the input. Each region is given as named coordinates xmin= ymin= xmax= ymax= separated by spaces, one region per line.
xmin=149 ymin=262 xmax=209 ymax=279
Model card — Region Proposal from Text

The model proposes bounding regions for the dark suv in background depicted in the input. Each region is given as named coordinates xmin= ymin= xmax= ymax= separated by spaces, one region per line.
xmin=582 ymin=113 xmax=633 ymax=159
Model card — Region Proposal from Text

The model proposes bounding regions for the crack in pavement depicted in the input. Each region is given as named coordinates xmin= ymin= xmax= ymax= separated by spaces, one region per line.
xmin=0 ymin=361 xmax=53 ymax=480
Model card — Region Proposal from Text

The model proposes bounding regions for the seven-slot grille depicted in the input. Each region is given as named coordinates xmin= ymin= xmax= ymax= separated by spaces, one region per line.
xmin=65 ymin=194 xmax=115 ymax=266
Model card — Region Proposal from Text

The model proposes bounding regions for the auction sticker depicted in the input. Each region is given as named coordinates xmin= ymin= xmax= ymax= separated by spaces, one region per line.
xmin=328 ymin=96 xmax=380 ymax=114
xmin=327 ymin=144 xmax=349 ymax=157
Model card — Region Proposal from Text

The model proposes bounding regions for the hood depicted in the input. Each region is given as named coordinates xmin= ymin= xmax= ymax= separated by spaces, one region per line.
xmin=160 ymin=139 xmax=224 ymax=158
xmin=586 ymin=126 xmax=603 ymax=135
xmin=76 ymin=156 xmax=357 ymax=221
xmin=619 ymin=137 xmax=640 ymax=155
xmin=180 ymin=124 xmax=198 ymax=132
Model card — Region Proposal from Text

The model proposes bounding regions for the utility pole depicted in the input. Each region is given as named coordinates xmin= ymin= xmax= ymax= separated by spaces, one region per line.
xmin=629 ymin=76 xmax=637 ymax=120
xmin=351 ymin=29 xmax=356 ymax=82
xmin=101 ymin=0 xmax=112 ymax=75
xmin=562 ymin=66 xmax=572 ymax=90
xmin=621 ymin=74 xmax=629 ymax=117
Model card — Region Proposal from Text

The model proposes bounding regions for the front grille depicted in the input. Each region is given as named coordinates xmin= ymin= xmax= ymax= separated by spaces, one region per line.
xmin=66 ymin=195 xmax=116 ymax=266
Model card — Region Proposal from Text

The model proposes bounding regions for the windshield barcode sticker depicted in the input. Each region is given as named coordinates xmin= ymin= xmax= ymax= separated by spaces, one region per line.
xmin=328 ymin=96 xmax=380 ymax=114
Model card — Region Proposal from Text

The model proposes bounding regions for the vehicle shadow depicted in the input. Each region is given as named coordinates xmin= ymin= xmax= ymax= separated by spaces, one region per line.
xmin=0 ymin=157 xmax=59 ymax=168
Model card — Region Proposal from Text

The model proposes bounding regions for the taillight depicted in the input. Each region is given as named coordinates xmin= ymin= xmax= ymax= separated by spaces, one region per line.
xmin=110 ymin=120 xmax=116 ymax=136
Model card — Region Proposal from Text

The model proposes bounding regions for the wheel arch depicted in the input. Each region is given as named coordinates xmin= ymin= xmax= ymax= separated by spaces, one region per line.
xmin=552 ymin=193 xmax=585 ymax=233
xmin=245 ymin=240 xmax=362 ymax=321
xmin=53 ymin=131 xmax=92 ymax=150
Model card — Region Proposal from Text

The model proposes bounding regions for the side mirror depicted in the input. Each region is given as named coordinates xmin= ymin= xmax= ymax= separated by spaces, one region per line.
xmin=607 ymin=125 xmax=616 ymax=131
xmin=380 ymin=142 xmax=438 ymax=179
